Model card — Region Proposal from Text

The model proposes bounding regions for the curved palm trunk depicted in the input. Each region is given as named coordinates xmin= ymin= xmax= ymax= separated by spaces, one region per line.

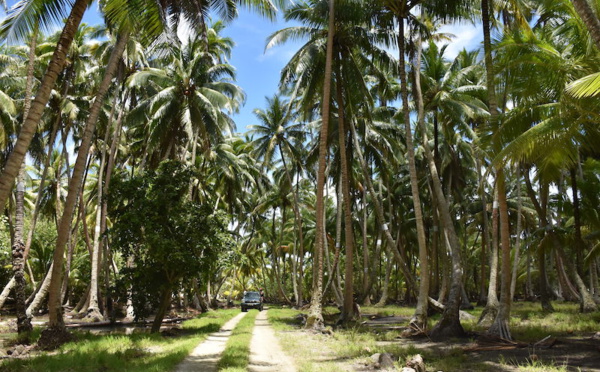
xmin=307 ymin=0 xmax=335 ymax=331
xmin=0 ymin=0 xmax=89 ymax=212
xmin=397 ymin=16 xmax=430 ymax=331
xmin=347 ymin=119 xmax=416 ymax=290
xmin=413 ymin=40 xmax=464 ymax=338
xmin=13 ymin=168 xmax=32 ymax=335
xmin=46 ymin=32 xmax=130 ymax=331
xmin=26 ymin=263 xmax=53 ymax=317
xmin=14 ymin=31 xmax=38 ymax=323
xmin=570 ymin=0 xmax=600 ymax=49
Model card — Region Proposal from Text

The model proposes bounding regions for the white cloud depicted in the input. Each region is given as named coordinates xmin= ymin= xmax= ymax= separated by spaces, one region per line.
xmin=438 ymin=23 xmax=483 ymax=59
xmin=256 ymin=45 xmax=297 ymax=63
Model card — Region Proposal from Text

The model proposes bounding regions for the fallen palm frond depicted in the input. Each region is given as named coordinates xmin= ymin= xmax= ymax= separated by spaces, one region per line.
xmin=464 ymin=334 xmax=558 ymax=352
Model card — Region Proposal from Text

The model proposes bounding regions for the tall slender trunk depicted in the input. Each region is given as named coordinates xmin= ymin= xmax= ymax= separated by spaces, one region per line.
xmin=570 ymin=168 xmax=584 ymax=274
xmin=487 ymin=170 xmax=513 ymax=339
xmin=348 ymin=118 xmax=415 ymax=289
xmin=479 ymin=186 xmax=500 ymax=325
xmin=410 ymin=38 xmax=434 ymax=331
xmin=61 ymin=220 xmax=81 ymax=306
xmin=397 ymin=15 xmax=430 ymax=332
xmin=324 ymin=179 xmax=344 ymax=306
xmin=360 ymin=188 xmax=371 ymax=305
xmin=511 ymin=168 xmax=523 ymax=299
xmin=0 ymin=0 xmax=90 ymax=211
xmin=307 ymin=0 xmax=334 ymax=330
xmin=13 ymin=167 xmax=32 ymax=334
xmin=278 ymin=142 xmax=305 ymax=308
xmin=14 ymin=30 xmax=38 ymax=323
xmin=477 ymin=158 xmax=490 ymax=306
xmin=480 ymin=0 xmax=513 ymax=340
xmin=46 ymin=32 xmax=130 ymax=330
xmin=376 ymin=249 xmax=393 ymax=307
xmin=101 ymin=91 xmax=127 ymax=318
xmin=336 ymin=74 xmax=356 ymax=323
xmin=87 ymin=129 xmax=112 ymax=320
xmin=524 ymin=172 xmax=554 ymax=311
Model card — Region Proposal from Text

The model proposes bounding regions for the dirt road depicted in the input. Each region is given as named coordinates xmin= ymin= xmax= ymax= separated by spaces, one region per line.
xmin=248 ymin=309 xmax=296 ymax=372
xmin=174 ymin=309 xmax=296 ymax=372
xmin=175 ymin=312 xmax=247 ymax=372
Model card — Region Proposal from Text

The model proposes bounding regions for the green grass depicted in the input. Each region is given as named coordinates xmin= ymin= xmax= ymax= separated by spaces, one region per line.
xmin=217 ymin=309 xmax=259 ymax=371
xmin=0 ymin=309 xmax=239 ymax=372
xmin=267 ymin=302 xmax=597 ymax=372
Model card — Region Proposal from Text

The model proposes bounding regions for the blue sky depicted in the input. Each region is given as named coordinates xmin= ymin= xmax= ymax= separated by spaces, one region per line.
xmin=5 ymin=2 xmax=482 ymax=135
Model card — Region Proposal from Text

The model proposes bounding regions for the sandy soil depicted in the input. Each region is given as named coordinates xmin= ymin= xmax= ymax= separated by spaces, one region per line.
xmin=174 ymin=311 xmax=247 ymax=372
xmin=248 ymin=309 xmax=297 ymax=372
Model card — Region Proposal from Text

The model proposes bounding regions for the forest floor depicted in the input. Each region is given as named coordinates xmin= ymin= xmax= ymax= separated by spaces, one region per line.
xmin=0 ymin=302 xmax=599 ymax=371
xmin=266 ymin=302 xmax=600 ymax=372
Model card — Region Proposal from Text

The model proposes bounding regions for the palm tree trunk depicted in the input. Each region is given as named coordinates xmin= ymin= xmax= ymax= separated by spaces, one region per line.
xmin=348 ymin=117 xmax=416 ymax=290
xmin=510 ymin=168 xmax=523 ymax=299
xmin=570 ymin=0 xmax=600 ymax=49
xmin=13 ymin=167 xmax=32 ymax=334
xmin=477 ymin=158 xmax=490 ymax=306
xmin=479 ymin=186 xmax=500 ymax=326
xmin=360 ymin=188 xmax=371 ymax=305
xmin=0 ymin=0 xmax=90 ymax=211
xmin=397 ymin=15 xmax=430 ymax=332
xmin=376 ymin=249 xmax=393 ymax=307
xmin=336 ymin=76 xmax=356 ymax=323
xmin=26 ymin=263 xmax=53 ymax=317
xmin=0 ymin=278 xmax=15 ymax=310
xmin=87 ymin=131 xmax=111 ymax=320
xmin=554 ymin=250 xmax=579 ymax=301
xmin=278 ymin=143 xmax=305 ymax=308
xmin=1 ymin=27 xmax=39 ymax=316
xmin=525 ymin=175 xmax=554 ymax=311
xmin=570 ymin=168 xmax=584 ymax=274
xmin=307 ymin=0 xmax=334 ymax=331
xmin=414 ymin=32 xmax=465 ymax=337
xmin=61 ymin=221 xmax=80 ymax=306
xmin=411 ymin=36 xmax=439 ymax=333
xmin=487 ymin=170 xmax=513 ymax=339
xmin=46 ymin=32 xmax=130 ymax=331
xmin=324 ymin=180 xmax=344 ymax=306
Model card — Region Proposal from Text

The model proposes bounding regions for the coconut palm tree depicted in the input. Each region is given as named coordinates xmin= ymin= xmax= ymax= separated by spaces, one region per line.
xmin=0 ymin=0 xmax=92 ymax=212
xmin=249 ymin=94 xmax=307 ymax=306
xmin=127 ymin=30 xmax=244 ymax=166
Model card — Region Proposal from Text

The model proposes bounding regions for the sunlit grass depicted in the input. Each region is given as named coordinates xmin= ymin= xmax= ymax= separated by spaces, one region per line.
xmin=499 ymin=354 xmax=571 ymax=372
xmin=0 ymin=309 xmax=239 ymax=372
xmin=217 ymin=309 xmax=258 ymax=372
xmin=267 ymin=302 xmax=597 ymax=372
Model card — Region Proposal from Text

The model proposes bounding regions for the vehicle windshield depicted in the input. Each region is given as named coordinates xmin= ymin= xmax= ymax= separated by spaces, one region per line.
xmin=244 ymin=292 xmax=260 ymax=300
